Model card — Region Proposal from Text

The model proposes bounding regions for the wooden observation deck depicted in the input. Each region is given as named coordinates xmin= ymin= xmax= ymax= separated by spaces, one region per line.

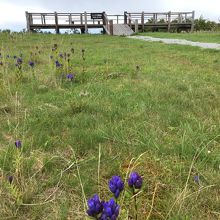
xmin=25 ymin=11 xmax=195 ymax=35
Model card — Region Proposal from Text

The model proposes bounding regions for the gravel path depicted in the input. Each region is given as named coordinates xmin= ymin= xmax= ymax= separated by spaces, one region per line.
xmin=128 ymin=36 xmax=220 ymax=50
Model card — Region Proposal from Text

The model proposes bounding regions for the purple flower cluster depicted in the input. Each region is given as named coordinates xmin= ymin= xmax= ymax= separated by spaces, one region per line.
xmin=128 ymin=172 xmax=143 ymax=189
xmin=109 ymin=176 xmax=124 ymax=198
xmin=87 ymin=196 xmax=120 ymax=220
xmin=87 ymin=172 xmax=142 ymax=219
xmin=87 ymin=194 xmax=103 ymax=218
xmin=100 ymin=199 xmax=120 ymax=220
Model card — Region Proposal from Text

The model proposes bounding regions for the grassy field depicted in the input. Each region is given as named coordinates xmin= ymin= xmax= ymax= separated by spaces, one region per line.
xmin=137 ymin=31 xmax=220 ymax=44
xmin=0 ymin=32 xmax=220 ymax=220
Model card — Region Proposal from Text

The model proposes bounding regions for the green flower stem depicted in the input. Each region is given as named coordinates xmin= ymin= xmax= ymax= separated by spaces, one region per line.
xmin=133 ymin=188 xmax=138 ymax=220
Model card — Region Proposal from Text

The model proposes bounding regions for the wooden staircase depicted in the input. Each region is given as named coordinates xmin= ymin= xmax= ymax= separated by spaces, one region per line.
xmin=112 ymin=24 xmax=134 ymax=36
xmin=104 ymin=24 xmax=134 ymax=36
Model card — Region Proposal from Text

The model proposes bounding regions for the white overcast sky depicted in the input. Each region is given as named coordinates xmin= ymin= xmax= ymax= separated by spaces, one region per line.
xmin=0 ymin=0 xmax=219 ymax=31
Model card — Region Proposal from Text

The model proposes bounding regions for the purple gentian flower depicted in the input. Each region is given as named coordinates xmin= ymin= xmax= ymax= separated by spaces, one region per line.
xmin=0 ymin=61 xmax=3 ymax=66
xmin=15 ymin=140 xmax=21 ymax=148
xmin=17 ymin=58 xmax=22 ymax=65
xmin=109 ymin=176 xmax=124 ymax=198
xmin=128 ymin=172 xmax=143 ymax=189
xmin=8 ymin=176 xmax=13 ymax=184
xmin=100 ymin=198 xmax=120 ymax=220
xmin=29 ymin=61 xmax=34 ymax=67
xmin=67 ymin=73 xmax=74 ymax=81
xmin=55 ymin=60 xmax=61 ymax=68
xmin=87 ymin=194 xmax=103 ymax=217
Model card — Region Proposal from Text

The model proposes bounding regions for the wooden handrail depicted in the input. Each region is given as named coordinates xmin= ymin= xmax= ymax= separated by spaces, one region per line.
xmin=103 ymin=12 xmax=113 ymax=35
xmin=125 ymin=13 xmax=138 ymax=33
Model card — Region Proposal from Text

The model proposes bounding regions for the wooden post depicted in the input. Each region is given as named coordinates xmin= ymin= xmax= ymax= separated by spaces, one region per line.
xmin=41 ymin=14 xmax=46 ymax=25
xmin=25 ymin=11 xmax=31 ymax=32
xmin=168 ymin=11 xmax=171 ymax=32
xmin=84 ymin=11 xmax=88 ymax=34
xmin=153 ymin=13 xmax=156 ymax=24
xmin=103 ymin=12 xmax=106 ymax=25
xmin=54 ymin=12 xmax=59 ymax=34
xmin=124 ymin=11 xmax=127 ymax=24
xmin=135 ymin=19 xmax=138 ymax=33
xmin=41 ymin=15 xmax=43 ymax=24
xmin=30 ymin=14 xmax=33 ymax=25
xmin=80 ymin=13 xmax=83 ymax=25
xmin=102 ymin=12 xmax=106 ymax=34
xmin=69 ymin=14 xmax=72 ymax=25
xmin=129 ymin=13 xmax=131 ymax=27
xmin=109 ymin=20 xmax=113 ymax=35
xmin=43 ymin=14 xmax=46 ymax=24
xmin=178 ymin=13 xmax=182 ymax=23
xmin=141 ymin=11 xmax=144 ymax=32
xmin=191 ymin=11 xmax=195 ymax=32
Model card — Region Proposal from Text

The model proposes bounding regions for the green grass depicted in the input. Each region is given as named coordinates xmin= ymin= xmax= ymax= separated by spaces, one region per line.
xmin=138 ymin=31 xmax=220 ymax=43
xmin=0 ymin=32 xmax=220 ymax=220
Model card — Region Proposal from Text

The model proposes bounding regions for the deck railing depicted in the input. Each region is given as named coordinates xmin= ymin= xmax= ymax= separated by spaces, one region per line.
xmin=124 ymin=11 xmax=195 ymax=32
xmin=26 ymin=11 xmax=195 ymax=33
